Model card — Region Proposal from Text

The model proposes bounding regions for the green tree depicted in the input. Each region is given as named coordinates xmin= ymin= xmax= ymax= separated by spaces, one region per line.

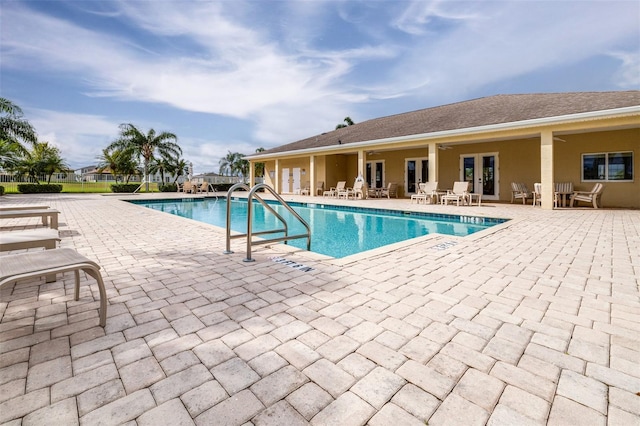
xmin=0 ymin=139 xmax=25 ymax=171
xmin=0 ymin=98 xmax=38 ymax=166
xmin=335 ymin=116 xmax=355 ymax=129
xmin=219 ymin=151 xmax=249 ymax=181
xmin=169 ymin=158 xmax=189 ymax=183
xmin=97 ymin=147 xmax=139 ymax=183
xmin=254 ymin=147 xmax=265 ymax=178
xmin=107 ymin=123 xmax=181 ymax=191
xmin=12 ymin=142 xmax=69 ymax=183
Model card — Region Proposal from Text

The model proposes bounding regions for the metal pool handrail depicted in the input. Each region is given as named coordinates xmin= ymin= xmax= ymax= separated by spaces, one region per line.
xmin=224 ymin=183 xmax=311 ymax=262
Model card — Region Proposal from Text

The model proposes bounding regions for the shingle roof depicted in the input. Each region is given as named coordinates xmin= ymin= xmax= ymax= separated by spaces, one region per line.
xmin=257 ymin=91 xmax=640 ymax=156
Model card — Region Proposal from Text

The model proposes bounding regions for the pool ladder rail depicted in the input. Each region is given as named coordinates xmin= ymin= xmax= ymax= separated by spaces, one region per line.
xmin=224 ymin=183 xmax=311 ymax=262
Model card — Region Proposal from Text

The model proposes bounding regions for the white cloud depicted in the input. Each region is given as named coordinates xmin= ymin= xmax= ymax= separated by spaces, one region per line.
xmin=2 ymin=0 xmax=638 ymax=171
xmin=27 ymin=109 xmax=120 ymax=168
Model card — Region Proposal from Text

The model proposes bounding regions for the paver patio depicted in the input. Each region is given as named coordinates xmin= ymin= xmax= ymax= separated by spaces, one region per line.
xmin=1 ymin=193 xmax=638 ymax=425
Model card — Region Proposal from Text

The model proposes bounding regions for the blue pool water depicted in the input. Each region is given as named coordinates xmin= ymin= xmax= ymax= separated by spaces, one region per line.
xmin=129 ymin=198 xmax=508 ymax=258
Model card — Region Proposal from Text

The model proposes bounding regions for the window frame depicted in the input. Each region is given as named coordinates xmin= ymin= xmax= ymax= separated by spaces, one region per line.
xmin=581 ymin=151 xmax=634 ymax=182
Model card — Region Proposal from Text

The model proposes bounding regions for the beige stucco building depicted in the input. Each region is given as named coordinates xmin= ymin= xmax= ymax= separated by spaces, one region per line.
xmin=247 ymin=92 xmax=640 ymax=209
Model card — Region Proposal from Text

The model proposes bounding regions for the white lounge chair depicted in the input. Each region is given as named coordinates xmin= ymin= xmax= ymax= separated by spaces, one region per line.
xmin=0 ymin=228 xmax=60 ymax=252
xmin=324 ymin=181 xmax=346 ymax=197
xmin=0 ymin=248 xmax=108 ymax=326
xmin=0 ymin=208 xmax=60 ymax=229
xmin=441 ymin=181 xmax=470 ymax=206
xmin=411 ymin=182 xmax=439 ymax=204
xmin=380 ymin=182 xmax=398 ymax=199
xmin=570 ymin=183 xmax=604 ymax=208
xmin=511 ymin=182 xmax=532 ymax=204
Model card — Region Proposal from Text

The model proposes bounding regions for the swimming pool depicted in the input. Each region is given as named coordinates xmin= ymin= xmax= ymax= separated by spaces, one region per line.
xmin=129 ymin=198 xmax=508 ymax=258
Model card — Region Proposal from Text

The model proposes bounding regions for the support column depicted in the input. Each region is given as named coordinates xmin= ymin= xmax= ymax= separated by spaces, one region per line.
xmin=357 ymin=150 xmax=366 ymax=179
xmin=540 ymin=131 xmax=555 ymax=210
xmin=274 ymin=159 xmax=281 ymax=194
xmin=310 ymin=155 xmax=316 ymax=196
xmin=249 ymin=161 xmax=255 ymax=187
xmin=428 ymin=142 xmax=438 ymax=183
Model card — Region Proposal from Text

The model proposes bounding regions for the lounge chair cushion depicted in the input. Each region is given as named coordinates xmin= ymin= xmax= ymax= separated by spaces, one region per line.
xmin=0 ymin=248 xmax=108 ymax=326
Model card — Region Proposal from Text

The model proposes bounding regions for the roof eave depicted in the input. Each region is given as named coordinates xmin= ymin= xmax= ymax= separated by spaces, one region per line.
xmin=248 ymin=105 xmax=640 ymax=161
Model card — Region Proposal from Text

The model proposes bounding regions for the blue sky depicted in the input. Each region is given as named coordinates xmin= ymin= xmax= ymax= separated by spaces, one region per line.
xmin=2 ymin=1 xmax=638 ymax=172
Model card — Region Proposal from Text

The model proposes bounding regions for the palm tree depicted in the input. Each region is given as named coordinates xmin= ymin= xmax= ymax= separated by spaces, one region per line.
xmin=97 ymin=147 xmax=139 ymax=183
xmin=254 ymin=147 xmax=265 ymax=178
xmin=0 ymin=98 xmax=38 ymax=157
xmin=170 ymin=158 xmax=189 ymax=183
xmin=335 ymin=116 xmax=355 ymax=129
xmin=12 ymin=142 xmax=69 ymax=183
xmin=219 ymin=151 xmax=250 ymax=182
xmin=0 ymin=139 xmax=24 ymax=171
xmin=107 ymin=123 xmax=181 ymax=191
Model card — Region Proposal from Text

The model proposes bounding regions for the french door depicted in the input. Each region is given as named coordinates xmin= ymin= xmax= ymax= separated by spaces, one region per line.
xmin=405 ymin=158 xmax=428 ymax=194
xmin=281 ymin=168 xmax=302 ymax=193
xmin=460 ymin=153 xmax=498 ymax=199
xmin=366 ymin=161 xmax=385 ymax=189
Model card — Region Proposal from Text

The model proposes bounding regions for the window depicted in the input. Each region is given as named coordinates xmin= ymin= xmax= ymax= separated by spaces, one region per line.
xmin=582 ymin=152 xmax=633 ymax=181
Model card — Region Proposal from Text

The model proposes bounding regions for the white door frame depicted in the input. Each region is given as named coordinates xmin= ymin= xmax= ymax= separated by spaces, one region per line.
xmin=459 ymin=152 xmax=499 ymax=200
xmin=366 ymin=160 xmax=385 ymax=189
xmin=404 ymin=157 xmax=429 ymax=194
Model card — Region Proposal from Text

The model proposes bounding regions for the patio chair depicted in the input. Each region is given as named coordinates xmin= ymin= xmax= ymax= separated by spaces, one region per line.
xmin=533 ymin=183 xmax=560 ymax=207
xmin=441 ymin=181 xmax=470 ymax=206
xmin=196 ymin=181 xmax=209 ymax=194
xmin=324 ymin=181 xmax=346 ymax=197
xmin=300 ymin=181 xmax=310 ymax=195
xmin=570 ymin=183 xmax=604 ymax=208
xmin=182 ymin=181 xmax=195 ymax=193
xmin=554 ymin=182 xmax=574 ymax=207
xmin=0 ymin=248 xmax=108 ymax=326
xmin=411 ymin=182 xmax=439 ymax=204
xmin=379 ymin=182 xmax=398 ymax=199
xmin=511 ymin=182 xmax=533 ymax=204
xmin=316 ymin=181 xmax=325 ymax=196
xmin=339 ymin=181 xmax=366 ymax=199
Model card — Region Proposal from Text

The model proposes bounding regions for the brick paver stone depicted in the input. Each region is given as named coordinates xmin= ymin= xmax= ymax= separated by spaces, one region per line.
xmin=428 ymin=393 xmax=489 ymax=426
xmin=368 ymin=403 xmax=425 ymax=426
xmin=195 ymin=389 xmax=265 ymax=426
xmin=250 ymin=365 xmax=308 ymax=405
xmin=22 ymin=397 xmax=79 ymax=426
xmin=150 ymin=364 xmax=213 ymax=404
xmin=547 ymin=395 xmax=606 ymax=426
xmin=0 ymin=388 xmax=49 ymax=424
xmin=76 ymin=379 xmax=126 ymax=417
xmin=453 ymin=368 xmax=505 ymax=412
xmin=119 ymin=356 xmax=166 ymax=394
xmin=192 ymin=340 xmax=235 ymax=368
xmin=497 ymin=385 xmax=550 ymax=423
xmin=286 ymin=382 xmax=334 ymax=421
xmin=234 ymin=334 xmax=281 ymax=361
xmin=356 ymin=341 xmax=407 ymax=370
xmin=490 ymin=361 xmax=555 ymax=402
xmin=316 ymin=335 xmax=360 ymax=363
xmin=112 ymin=338 xmax=153 ymax=368
xmin=51 ymin=363 xmax=119 ymax=402
xmin=275 ymin=340 xmax=321 ymax=369
xmin=25 ymin=355 xmax=72 ymax=392
xmin=212 ymin=357 xmax=260 ymax=395
xmin=311 ymin=391 xmax=375 ymax=426
xmin=350 ymin=367 xmax=405 ymax=409
xmin=555 ymin=370 xmax=608 ymax=415
xmin=252 ymin=400 xmax=308 ymax=426
xmin=487 ymin=405 xmax=544 ymax=426
xmin=137 ymin=398 xmax=195 ymax=426
xmin=396 ymin=360 xmax=455 ymax=399
xmin=391 ymin=383 xmax=440 ymax=421
xmin=80 ymin=389 xmax=156 ymax=426
xmin=180 ymin=380 xmax=228 ymax=418
xmin=303 ymin=358 xmax=356 ymax=398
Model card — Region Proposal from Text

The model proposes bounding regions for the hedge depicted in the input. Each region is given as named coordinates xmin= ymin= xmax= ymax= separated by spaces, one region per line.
xmin=110 ymin=184 xmax=140 ymax=193
xmin=159 ymin=183 xmax=177 ymax=192
xmin=17 ymin=184 xmax=63 ymax=193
